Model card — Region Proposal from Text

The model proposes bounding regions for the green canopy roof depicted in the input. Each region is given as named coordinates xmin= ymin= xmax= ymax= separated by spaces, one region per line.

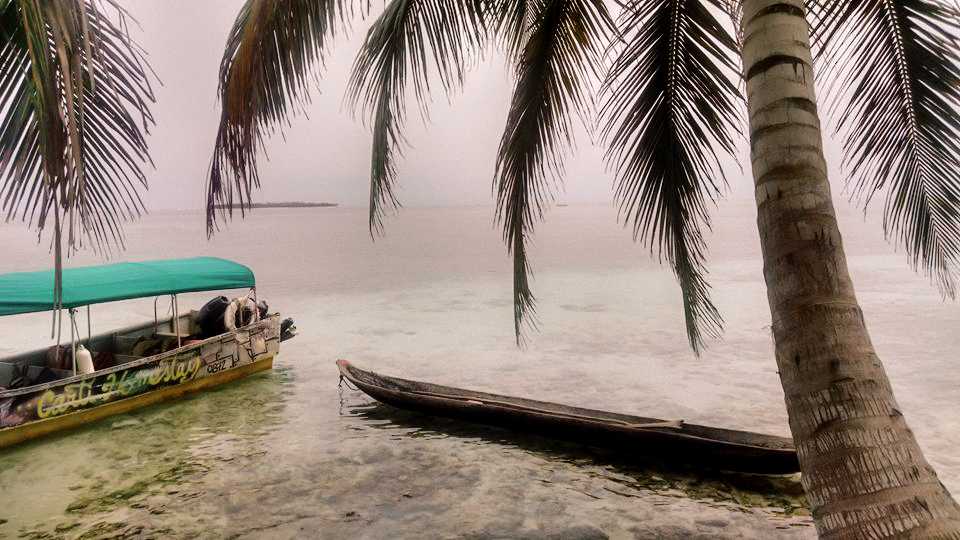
xmin=0 ymin=257 xmax=255 ymax=316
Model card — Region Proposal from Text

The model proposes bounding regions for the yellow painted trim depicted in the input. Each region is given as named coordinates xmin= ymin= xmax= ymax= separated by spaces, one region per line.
xmin=0 ymin=356 xmax=274 ymax=449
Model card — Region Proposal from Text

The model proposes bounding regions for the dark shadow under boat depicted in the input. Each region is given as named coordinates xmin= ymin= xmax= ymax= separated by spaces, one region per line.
xmin=341 ymin=397 xmax=809 ymax=513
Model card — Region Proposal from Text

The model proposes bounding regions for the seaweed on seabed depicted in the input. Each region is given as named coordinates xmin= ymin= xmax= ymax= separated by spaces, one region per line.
xmin=12 ymin=462 xmax=209 ymax=539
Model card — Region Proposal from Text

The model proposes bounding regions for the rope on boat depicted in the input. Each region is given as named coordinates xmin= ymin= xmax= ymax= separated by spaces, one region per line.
xmin=405 ymin=389 xmax=684 ymax=430
xmin=338 ymin=375 xmax=359 ymax=391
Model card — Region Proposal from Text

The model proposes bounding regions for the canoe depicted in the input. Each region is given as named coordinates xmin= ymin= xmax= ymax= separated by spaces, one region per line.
xmin=0 ymin=257 xmax=297 ymax=449
xmin=336 ymin=360 xmax=799 ymax=474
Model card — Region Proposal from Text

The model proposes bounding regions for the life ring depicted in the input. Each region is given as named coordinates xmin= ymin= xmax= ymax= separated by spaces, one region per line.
xmin=223 ymin=297 xmax=258 ymax=331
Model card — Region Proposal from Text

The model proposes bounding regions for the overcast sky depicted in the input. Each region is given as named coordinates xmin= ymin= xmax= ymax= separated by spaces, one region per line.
xmin=122 ymin=0 xmax=651 ymax=211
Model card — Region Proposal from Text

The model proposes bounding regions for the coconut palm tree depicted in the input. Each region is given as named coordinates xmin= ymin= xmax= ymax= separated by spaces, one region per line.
xmin=205 ymin=0 xmax=960 ymax=537
xmin=0 ymin=0 xmax=155 ymax=321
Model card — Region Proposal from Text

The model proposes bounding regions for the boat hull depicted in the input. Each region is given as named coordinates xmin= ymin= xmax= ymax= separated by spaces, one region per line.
xmin=0 ymin=315 xmax=281 ymax=449
xmin=337 ymin=360 xmax=800 ymax=474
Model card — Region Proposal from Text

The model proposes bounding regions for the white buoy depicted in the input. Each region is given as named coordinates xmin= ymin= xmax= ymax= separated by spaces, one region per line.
xmin=76 ymin=345 xmax=95 ymax=374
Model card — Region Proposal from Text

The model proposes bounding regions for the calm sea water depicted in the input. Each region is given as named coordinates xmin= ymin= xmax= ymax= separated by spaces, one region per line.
xmin=0 ymin=200 xmax=957 ymax=539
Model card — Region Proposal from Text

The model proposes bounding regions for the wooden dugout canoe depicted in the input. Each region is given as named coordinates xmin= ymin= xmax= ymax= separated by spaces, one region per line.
xmin=336 ymin=359 xmax=799 ymax=474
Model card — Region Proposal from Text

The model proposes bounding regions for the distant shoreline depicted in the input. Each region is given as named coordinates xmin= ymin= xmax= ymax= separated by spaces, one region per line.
xmin=214 ymin=202 xmax=337 ymax=209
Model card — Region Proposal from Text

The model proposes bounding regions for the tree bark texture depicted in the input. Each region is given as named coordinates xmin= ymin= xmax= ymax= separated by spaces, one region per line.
xmin=740 ymin=0 xmax=960 ymax=537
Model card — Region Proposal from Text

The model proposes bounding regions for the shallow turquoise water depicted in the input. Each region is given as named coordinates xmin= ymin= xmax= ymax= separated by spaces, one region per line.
xmin=0 ymin=201 xmax=955 ymax=538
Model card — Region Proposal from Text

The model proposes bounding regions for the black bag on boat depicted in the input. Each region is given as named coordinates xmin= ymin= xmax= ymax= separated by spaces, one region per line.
xmin=7 ymin=363 xmax=27 ymax=389
xmin=30 ymin=367 xmax=60 ymax=386
xmin=196 ymin=296 xmax=230 ymax=336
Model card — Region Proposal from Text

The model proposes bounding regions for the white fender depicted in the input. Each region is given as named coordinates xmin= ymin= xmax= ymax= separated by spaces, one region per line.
xmin=76 ymin=345 xmax=95 ymax=374
xmin=246 ymin=297 xmax=260 ymax=325
xmin=223 ymin=297 xmax=258 ymax=331
xmin=223 ymin=299 xmax=240 ymax=331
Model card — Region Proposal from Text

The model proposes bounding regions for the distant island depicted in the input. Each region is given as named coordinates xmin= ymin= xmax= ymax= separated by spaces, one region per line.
xmin=214 ymin=202 xmax=337 ymax=209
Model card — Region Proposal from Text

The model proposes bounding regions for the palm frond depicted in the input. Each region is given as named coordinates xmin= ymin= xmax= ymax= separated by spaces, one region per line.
xmin=490 ymin=0 xmax=533 ymax=61
xmin=810 ymin=0 xmax=960 ymax=297
xmin=0 ymin=0 xmax=154 ymax=262
xmin=600 ymin=0 xmax=742 ymax=354
xmin=494 ymin=0 xmax=615 ymax=344
xmin=207 ymin=0 xmax=350 ymax=236
xmin=344 ymin=0 xmax=486 ymax=236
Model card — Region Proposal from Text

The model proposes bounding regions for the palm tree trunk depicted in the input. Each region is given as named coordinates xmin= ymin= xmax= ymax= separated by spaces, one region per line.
xmin=740 ymin=0 xmax=960 ymax=537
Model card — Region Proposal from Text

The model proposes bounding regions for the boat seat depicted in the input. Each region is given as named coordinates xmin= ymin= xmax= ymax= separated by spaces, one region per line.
xmin=112 ymin=334 xmax=143 ymax=355
xmin=0 ymin=362 xmax=28 ymax=389
xmin=26 ymin=365 xmax=71 ymax=385
xmin=0 ymin=363 xmax=18 ymax=388
xmin=151 ymin=333 xmax=186 ymax=354
xmin=129 ymin=336 xmax=170 ymax=357
xmin=113 ymin=354 xmax=141 ymax=365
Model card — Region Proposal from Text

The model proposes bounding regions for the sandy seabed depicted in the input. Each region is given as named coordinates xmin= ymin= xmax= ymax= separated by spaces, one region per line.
xmin=3 ymin=201 xmax=956 ymax=538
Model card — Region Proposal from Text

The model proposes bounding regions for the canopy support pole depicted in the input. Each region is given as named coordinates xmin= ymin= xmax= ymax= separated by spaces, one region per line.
xmin=70 ymin=309 xmax=77 ymax=376
xmin=172 ymin=294 xmax=181 ymax=348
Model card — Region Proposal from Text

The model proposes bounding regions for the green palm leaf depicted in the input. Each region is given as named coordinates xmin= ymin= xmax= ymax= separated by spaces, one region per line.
xmin=345 ymin=0 xmax=486 ymax=236
xmin=601 ymin=0 xmax=741 ymax=353
xmin=207 ymin=0 xmax=349 ymax=236
xmin=490 ymin=0 xmax=531 ymax=60
xmin=0 ymin=0 xmax=154 ymax=317
xmin=493 ymin=0 xmax=615 ymax=344
xmin=810 ymin=0 xmax=960 ymax=296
